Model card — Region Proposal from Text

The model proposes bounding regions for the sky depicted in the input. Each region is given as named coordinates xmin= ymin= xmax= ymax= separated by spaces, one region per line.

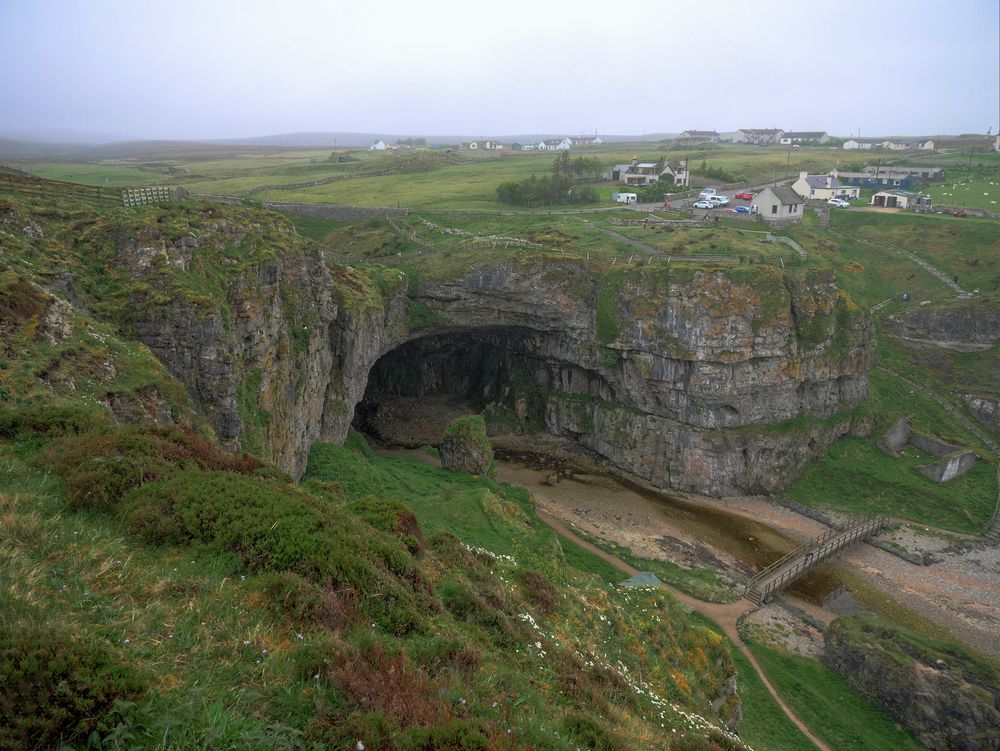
xmin=1 ymin=0 xmax=998 ymax=141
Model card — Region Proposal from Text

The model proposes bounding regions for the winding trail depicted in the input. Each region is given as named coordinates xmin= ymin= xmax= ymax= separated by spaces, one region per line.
xmin=536 ymin=507 xmax=832 ymax=751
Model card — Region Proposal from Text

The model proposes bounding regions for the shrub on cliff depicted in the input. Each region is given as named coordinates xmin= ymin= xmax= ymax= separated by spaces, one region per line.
xmin=0 ymin=624 xmax=146 ymax=751
xmin=52 ymin=424 xmax=265 ymax=512
xmin=122 ymin=469 xmax=435 ymax=634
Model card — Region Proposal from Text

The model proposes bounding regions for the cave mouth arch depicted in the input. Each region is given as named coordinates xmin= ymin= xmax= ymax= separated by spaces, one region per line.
xmin=351 ymin=326 xmax=612 ymax=448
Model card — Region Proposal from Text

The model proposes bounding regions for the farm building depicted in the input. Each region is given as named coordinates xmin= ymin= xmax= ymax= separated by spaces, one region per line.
xmin=880 ymin=139 xmax=935 ymax=151
xmin=369 ymin=140 xmax=387 ymax=150
xmin=870 ymin=190 xmax=932 ymax=210
xmin=574 ymin=136 xmax=603 ymax=146
xmin=791 ymin=171 xmax=860 ymax=201
xmin=780 ymin=131 xmax=830 ymax=144
xmin=753 ymin=185 xmax=804 ymax=222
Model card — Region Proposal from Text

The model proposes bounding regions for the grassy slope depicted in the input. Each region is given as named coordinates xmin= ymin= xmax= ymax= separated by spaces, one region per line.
xmin=741 ymin=638 xmax=924 ymax=751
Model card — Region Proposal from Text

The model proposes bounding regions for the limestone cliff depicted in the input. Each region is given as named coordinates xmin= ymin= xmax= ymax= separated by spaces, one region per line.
xmin=110 ymin=208 xmax=872 ymax=493
xmin=824 ymin=616 xmax=1000 ymax=751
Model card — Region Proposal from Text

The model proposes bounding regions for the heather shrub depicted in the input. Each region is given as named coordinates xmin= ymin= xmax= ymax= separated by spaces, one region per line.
xmin=123 ymin=469 xmax=434 ymax=633
xmin=0 ymin=624 xmax=145 ymax=751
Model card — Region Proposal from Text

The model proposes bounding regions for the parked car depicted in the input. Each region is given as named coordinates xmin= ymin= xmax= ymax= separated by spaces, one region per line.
xmin=693 ymin=200 xmax=714 ymax=209
xmin=734 ymin=192 xmax=754 ymax=200
xmin=952 ymin=209 xmax=968 ymax=217
xmin=731 ymin=206 xmax=751 ymax=214
xmin=698 ymin=188 xmax=717 ymax=198
xmin=707 ymin=194 xmax=730 ymax=206
xmin=828 ymin=198 xmax=851 ymax=208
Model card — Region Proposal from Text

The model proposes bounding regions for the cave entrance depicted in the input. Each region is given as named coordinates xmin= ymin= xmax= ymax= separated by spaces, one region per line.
xmin=353 ymin=327 xmax=538 ymax=447
xmin=352 ymin=327 xmax=553 ymax=448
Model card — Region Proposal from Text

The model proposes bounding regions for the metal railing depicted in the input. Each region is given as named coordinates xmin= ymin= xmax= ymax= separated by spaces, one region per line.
xmin=744 ymin=513 xmax=888 ymax=604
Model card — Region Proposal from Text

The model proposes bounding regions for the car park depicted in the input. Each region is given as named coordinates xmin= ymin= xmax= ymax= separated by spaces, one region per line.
xmin=707 ymin=195 xmax=729 ymax=206
xmin=734 ymin=192 xmax=754 ymax=200
xmin=693 ymin=200 xmax=714 ymax=209
xmin=828 ymin=198 xmax=851 ymax=208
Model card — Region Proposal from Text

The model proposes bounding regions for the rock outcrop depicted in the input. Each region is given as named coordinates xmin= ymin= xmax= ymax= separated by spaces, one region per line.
xmin=825 ymin=617 xmax=1000 ymax=751
xmin=439 ymin=415 xmax=494 ymax=476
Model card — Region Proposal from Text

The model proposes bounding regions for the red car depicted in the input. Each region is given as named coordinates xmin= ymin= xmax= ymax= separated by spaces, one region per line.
xmin=952 ymin=210 xmax=967 ymax=217
xmin=735 ymin=192 xmax=754 ymax=200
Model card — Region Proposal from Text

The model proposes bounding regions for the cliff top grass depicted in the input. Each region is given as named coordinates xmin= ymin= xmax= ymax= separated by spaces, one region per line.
xmin=830 ymin=612 xmax=1000 ymax=684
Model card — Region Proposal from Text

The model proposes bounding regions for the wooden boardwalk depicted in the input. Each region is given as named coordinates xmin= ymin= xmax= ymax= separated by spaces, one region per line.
xmin=745 ymin=514 xmax=889 ymax=604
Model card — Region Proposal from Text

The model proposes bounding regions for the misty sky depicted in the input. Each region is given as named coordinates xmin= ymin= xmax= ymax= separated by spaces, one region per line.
xmin=1 ymin=0 xmax=998 ymax=141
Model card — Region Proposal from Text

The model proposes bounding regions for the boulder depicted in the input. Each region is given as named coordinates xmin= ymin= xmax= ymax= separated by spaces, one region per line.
xmin=439 ymin=415 xmax=494 ymax=476
xmin=918 ymin=450 xmax=977 ymax=483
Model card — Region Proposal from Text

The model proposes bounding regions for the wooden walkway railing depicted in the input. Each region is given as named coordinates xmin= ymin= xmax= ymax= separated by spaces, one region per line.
xmin=745 ymin=513 xmax=888 ymax=604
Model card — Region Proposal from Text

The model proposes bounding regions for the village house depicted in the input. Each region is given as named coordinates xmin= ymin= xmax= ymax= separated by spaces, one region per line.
xmin=369 ymin=140 xmax=387 ymax=150
xmin=780 ymin=131 xmax=830 ymax=144
xmin=791 ymin=171 xmax=860 ymax=201
xmin=753 ymin=185 xmax=804 ymax=222
xmin=574 ymin=136 xmax=603 ymax=146
xmin=678 ymin=129 xmax=720 ymax=144
xmin=736 ymin=128 xmax=785 ymax=145
xmin=520 ymin=143 xmax=535 ymax=151
xmin=870 ymin=190 xmax=933 ymax=210
xmin=538 ymin=138 xmax=573 ymax=150
xmin=880 ymin=139 xmax=935 ymax=151
xmin=609 ymin=159 xmax=689 ymax=187
xmin=842 ymin=138 xmax=883 ymax=150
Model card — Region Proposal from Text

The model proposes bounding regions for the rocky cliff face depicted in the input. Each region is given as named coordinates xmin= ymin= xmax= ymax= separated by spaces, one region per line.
xmin=824 ymin=618 xmax=1000 ymax=751
xmin=400 ymin=259 xmax=872 ymax=495
xmin=112 ymin=211 xmax=873 ymax=493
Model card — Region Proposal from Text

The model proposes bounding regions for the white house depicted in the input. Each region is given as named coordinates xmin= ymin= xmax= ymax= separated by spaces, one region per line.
xmin=753 ymin=185 xmax=804 ymax=222
xmin=917 ymin=139 xmax=935 ymax=150
xmin=679 ymin=130 xmax=720 ymax=143
xmin=791 ymin=171 xmax=860 ymax=201
xmin=574 ymin=136 xmax=603 ymax=146
xmin=521 ymin=143 xmax=535 ymax=151
xmin=994 ymin=134 xmax=1000 ymax=153
xmin=780 ymin=131 xmax=830 ymax=144
xmin=369 ymin=140 xmax=387 ymax=150
xmin=842 ymin=138 xmax=882 ymax=150
xmin=610 ymin=159 xmax=689 ymax=188
xmin=538 ymin=138 xmax=573 ymax=150
xmin=736 ymin=128 xmax=784 ymax=144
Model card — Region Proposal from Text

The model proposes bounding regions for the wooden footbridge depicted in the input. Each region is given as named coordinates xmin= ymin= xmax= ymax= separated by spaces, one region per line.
xmin=745 ymin=514 xmax=889 ymax=604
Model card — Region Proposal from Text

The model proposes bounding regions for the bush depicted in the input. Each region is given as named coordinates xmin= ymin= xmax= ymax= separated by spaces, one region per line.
xmin=439 ymin=582 xmax=516 ymax=646
xmin=347 ymin=496 xmax=425 ymax=554
xmin=0 ymin=402 xmax=109 ymax=440
xmin=53 ymin=424 xmax=263 ymax=512
xmin=123 ymin=469 xmax=435 ymax=634
xmin=0 ymin=624 xmax=145 ymax=751
xmin=560 ymin=711 xmax=624 ymax=751
xmin=257 ymin=571 xmax=360 ymax=629
xmin=517 ymin=569 xmax=558 ymax=614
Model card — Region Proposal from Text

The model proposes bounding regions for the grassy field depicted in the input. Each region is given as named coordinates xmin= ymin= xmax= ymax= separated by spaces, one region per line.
xmin=786 ymin=369 xmax=998 ymax=533
xmin=741 ymin=637 xmax=924 ymax=751
xmin=918 ymin=167 xmax=1000 ymax=211
xmin=12 ymin=142 xmax=847 ymax=210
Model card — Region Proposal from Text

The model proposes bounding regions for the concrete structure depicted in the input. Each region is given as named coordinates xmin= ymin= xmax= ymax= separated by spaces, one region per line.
xmin=753 ymin=185 xmax=804 ymax=222
xmin=538 ymin=138 xmax=572 ymax=150
xmin=842 ymin=138 xmax=883 ymax=150
xmin=369 ymin=140 xmax=387 ymax=150
xmin=870 ymin=190 xmax=932 ymax=210
xmin=863 ymin=165 xmax=945 ymax=180
xmin=737 ymin=128 xmax=784 ymax=144
xmin=780 ymin=131 xmax=830 ymax=144
xmin=791 ymin=171 xmax=860 ymax=201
